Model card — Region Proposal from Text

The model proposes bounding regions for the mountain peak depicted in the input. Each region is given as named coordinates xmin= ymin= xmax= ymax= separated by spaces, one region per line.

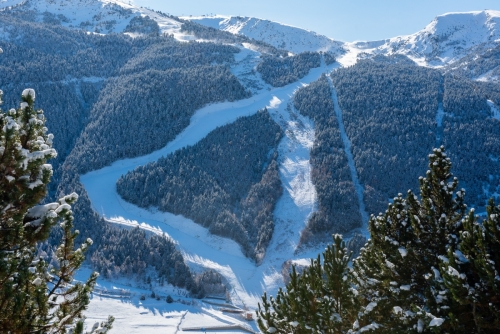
xmin=425 ymin=10 xmax=500 ymax=41
xmin=351 ymin=9 xmax=500 ymax=67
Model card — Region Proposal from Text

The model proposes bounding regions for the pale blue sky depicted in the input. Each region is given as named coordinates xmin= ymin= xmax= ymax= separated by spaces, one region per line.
xmin=132 ymin=0 xmax=500 ymax=42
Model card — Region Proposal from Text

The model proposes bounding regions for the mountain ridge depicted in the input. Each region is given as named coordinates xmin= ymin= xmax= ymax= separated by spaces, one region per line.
xmin=4 ymin=0 xmax=500 ymax=71
xmin=182 ymin=15 xmax=344 ymax=55
xmin=187 ymin=10 xmax=500 ymax=69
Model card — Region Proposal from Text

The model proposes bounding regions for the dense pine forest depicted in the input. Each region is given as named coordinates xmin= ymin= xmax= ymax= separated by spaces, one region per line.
xmin=117 ymin=111 xmax=283 ymax=262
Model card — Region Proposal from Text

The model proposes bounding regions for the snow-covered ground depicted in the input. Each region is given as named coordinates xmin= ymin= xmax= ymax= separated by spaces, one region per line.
xmin=476 ymin=70 xmax=500 ymax=83
xmin=230 ymin=46 xmax=270 ymax=94
xmin=80 ymin=58 xmax=340 ymax=331
xmin=76 ymin=268 xmax=257 ymax=333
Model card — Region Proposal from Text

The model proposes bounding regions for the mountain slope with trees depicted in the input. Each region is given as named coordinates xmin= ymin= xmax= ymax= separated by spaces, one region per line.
xmin=0 ymin=11 xmax=250 ymax=295
xmin=1 ymin=3 xmax=500 ymax=325
xmin=117 ymin=111 xmax=283 ymax=262
xmin=293 ymin=75 xmax=361 ymax=241
xmin=330 ymin=61 xmax=441 ymax=216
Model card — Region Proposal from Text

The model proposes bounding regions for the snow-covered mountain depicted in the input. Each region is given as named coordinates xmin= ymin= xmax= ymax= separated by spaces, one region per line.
xmin=0 ymin=0 xmax=194 ymax=40
xmin=363 ymin=10 xmax=500 ymax=67
xmin=186 ymin=11 xmax=500 ymax=69
xmin=184 ymin=15 xmax=345 ymax=55
xmin=1 ymin=1 xmax=500 ymax=331
xmin=4 ymin=0 xmax=499 ymax=68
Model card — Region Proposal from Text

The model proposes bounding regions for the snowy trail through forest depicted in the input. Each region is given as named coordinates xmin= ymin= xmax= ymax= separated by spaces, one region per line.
xmin=436 ymin=102 xmax=445 ymax=146
xmin=488 ymin=99 xmax=500 ymax=120
xmin=81 ymin=61 xmax=339 ymax=310
xmin=436 ymin=78 xmax=445 ymax=147
xmin=327 ymin=76 xmax=369 ymax=234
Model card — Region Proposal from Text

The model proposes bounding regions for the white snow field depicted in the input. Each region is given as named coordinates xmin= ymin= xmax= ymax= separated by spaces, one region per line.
xmin=80 ymin=59 xmax=340 ymax=332
xmin=76 ymin=267 xmax=257 ymax=333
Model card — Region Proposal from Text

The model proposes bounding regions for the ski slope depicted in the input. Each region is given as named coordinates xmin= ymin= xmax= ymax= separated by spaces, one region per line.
xmin=80 ymin=59 xmax=340 ymax=329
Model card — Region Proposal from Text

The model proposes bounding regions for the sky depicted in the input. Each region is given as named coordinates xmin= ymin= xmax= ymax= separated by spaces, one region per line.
xmin=132 ymin=0 xmax=500 ymax=42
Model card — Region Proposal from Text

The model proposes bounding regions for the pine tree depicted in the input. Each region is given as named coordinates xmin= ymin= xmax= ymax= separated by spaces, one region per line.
xmin=257 ymin=234 xmax=358 ymax=333
xmin=257 ymin=146 xmax=500 ymax=333
xmin=438 ymin=198 xmax=500 ymax=332
xmin=0 ymin=89 xmax=113 ymax=333
xmin=351 ymin=146 xmax=481 ymax=333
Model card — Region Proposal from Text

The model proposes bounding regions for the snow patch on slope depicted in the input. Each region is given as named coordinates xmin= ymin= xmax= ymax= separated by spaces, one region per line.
xmin=272 ymin=104 xmax=317 ymax=209
xmin=230 ymin=46 xmax=270 ymax=93
xmin=265 ymin=102 xmax=317 ymax=264
xmin=476 ymin=70 xmax=500 ymax=83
